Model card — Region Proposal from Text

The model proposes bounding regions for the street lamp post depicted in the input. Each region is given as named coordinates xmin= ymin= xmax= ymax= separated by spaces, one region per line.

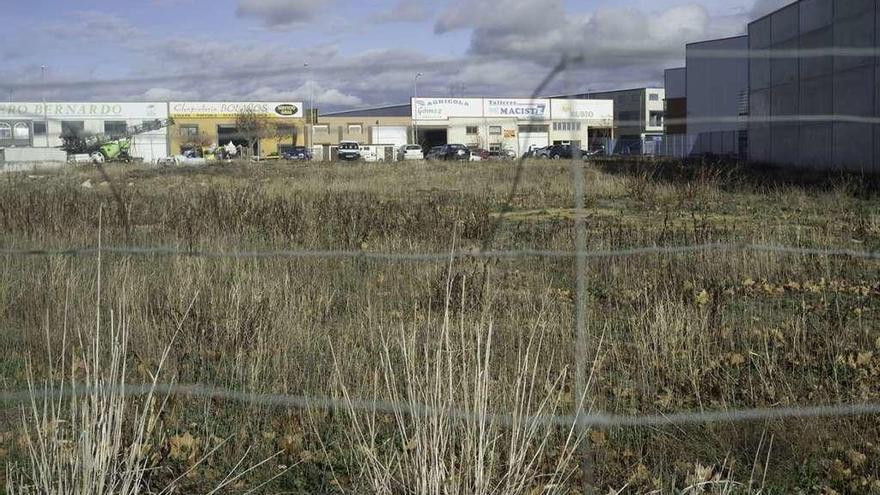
xmin=304 ymin=63 xmax=314 ymax=152
xmin=41 ymin=65 xmax=48 ymax=147
xmin=412 ymin=72 xmax=422 ymax=145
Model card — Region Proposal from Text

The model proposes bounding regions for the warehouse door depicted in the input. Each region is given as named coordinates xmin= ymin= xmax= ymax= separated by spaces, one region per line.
xmin=517 ymin=124 xmax=549 ymax=156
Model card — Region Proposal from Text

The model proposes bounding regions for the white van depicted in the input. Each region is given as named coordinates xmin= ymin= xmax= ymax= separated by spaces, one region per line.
xmin=338 ymin=141 xmax=361 ymax=161
xmin=398 ymin=144 xmax=424 ymax=161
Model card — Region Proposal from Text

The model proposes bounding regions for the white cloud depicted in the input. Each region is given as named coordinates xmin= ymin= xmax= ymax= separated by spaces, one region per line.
xmin=139 ymin=87 xmax=199 ymax=100
xmin=236 ymin=0 xmax=329 ymax=26
xmin=246 ymin=83 xmax=363 ymax=107
xmin=373 ymin=0 xmax=431 ymax=23
xmin=43 ymin=11 xmax=143 ymax=41
xmin=750 ymin=0 xmax=796 ymax=18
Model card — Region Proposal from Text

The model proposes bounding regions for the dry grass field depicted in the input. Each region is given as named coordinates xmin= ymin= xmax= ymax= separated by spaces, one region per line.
xmin=0 ymin=159 xmax=878 ymax=493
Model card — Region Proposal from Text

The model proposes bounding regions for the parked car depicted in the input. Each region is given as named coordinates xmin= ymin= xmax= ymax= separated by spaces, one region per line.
xmin=522 ymin=145 xmax=549 ymax=159
xmin=469 ymin=148 xmax=490 ymax=161
xmin=338 ymin=141 xmax=361 ymax=161
xmin=583 ymin=144 xmax=606 ymax=159
xmin=437 ymin=144 xmax=471 ymax=161
xmin=280 ymin=146 xmax=312 ymax=161
xmin=537 ymin=144 xmax=585 ymax=160
xmin=425 ymin=146 xmax=443 ymax=160
xmin=398 ymin=144 xmax=424 ymax=161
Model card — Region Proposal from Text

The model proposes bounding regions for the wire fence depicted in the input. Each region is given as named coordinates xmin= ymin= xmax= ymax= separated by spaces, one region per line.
xmin=2 ymin=33 xmax=880 ymax=492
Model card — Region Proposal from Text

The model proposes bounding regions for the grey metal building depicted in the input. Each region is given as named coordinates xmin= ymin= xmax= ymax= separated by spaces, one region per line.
xmin=748 ymin=0 xmax=879 ymax=172
xmin=687 ymin=35 xmax=750 ymax=157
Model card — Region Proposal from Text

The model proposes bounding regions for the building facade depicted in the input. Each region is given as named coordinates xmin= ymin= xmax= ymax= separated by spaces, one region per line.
xmin=664 ymin=68 xmax=688 ymax=135
xmin=411 ymin=97 xmax=614 ymax=155
xmin=575 ymin=88 xmax=665 ymax=152
xmin=687 ymin=35 xmax=750 ymax=156
xmin=314 ymin=104 xmax=413 ymax=148
xmin=748 ymin=0 xmax=878 ymax=172
xmin=168 ymin=101 xmax=305 ymax=157
xmin=0 ymin=102 xmax=169 ymax=163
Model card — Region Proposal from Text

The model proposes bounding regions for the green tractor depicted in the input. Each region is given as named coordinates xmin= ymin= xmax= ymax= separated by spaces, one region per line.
xmin=61 ymin=118 xmax=174 ymax=164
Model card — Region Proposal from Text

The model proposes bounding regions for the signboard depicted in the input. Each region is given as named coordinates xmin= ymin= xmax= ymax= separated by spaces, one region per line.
xmin=550 ymin=99 xmax=613 ymax=124
xmin=170 ymin=101 xmax=303 ymax=119
xmin=412 ymin=98 xmax=482 ymax=120
xmin=484 ymin=99 xmax=549 ymax=120
xmin=0 ymin=102 xmax=167 ymax=119
xmin=503 ymin=129 xmax=516 ymax=138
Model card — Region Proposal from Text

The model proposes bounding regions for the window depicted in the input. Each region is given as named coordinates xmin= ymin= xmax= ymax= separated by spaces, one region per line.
xmin=0 ymin=123 xmax=11 ymax=139
xmin=489 ymin=126 xmax=502 ymax=135
xmin=104 ymin=120 xmax=127 ymax=137
xmin=178 ymin=124 xmax=199 ymax=139
xmin=61 ymin=121 xmax=84 ymax=137
xmin=489 ymin=143 xmax=501 ymax=152
xmin=347 ymin=124 xmax=362 ymax=134
xmin=518 ymin=124 xmax=548 ymax=133
xmin=313 ymin=124 xmax=329 ymax=133
xmin=649 ymin=93 xmax=660 ymax=101
xmin=33 ymin=121 xmax=47 ymax=136
xmin=552 ymin=122 xmax=582 ymax=132
xmin=466 ymin=126 xmax=479 ymax=135
xmin=13 ymin=122 xmax=30 ymax=139
xmin=649 ymin=111 xmax=664 ymax=127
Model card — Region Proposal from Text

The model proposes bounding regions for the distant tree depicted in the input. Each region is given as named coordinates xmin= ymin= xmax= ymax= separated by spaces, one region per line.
xmin=235 ymin=108 xmax=277 ymax=156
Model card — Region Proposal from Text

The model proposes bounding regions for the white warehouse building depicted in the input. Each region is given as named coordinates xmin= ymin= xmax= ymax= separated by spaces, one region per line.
xmin=0 ymin=102 xmax=169 ymax=163
xmin=412 ymin=97 xmax=613 ymax=155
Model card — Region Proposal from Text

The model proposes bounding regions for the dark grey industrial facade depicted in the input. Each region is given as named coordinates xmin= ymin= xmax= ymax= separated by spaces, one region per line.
xmin=748 ymin=0 xmax=879 ymax=172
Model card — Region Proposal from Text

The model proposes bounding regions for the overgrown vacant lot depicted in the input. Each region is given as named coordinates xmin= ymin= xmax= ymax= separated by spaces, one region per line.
xmin=1 ymin=159 xmax=879 ymax=493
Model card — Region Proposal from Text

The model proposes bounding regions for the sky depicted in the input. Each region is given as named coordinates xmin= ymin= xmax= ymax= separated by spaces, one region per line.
xmin=0 ymin=0 xmax=794 ymax=112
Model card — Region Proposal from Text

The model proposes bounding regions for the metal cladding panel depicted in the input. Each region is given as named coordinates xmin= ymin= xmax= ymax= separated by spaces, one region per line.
xmin=771 ymin=124 xmax=799 ymax=165
xmin=771 ymin=3 xmax=800 ymax=44
xmin=799 ymin=124 xmax=833 ymax=168
xmin=834 ymin=65 xmax=875 ymax=117
xmin=749 ymin=123 xmax=771 ymax=162
xmin=834 ymin=13 xmax=876 ymax=71
xmin=771 ymin=83 xmax=799 ymax=117
xmin=836 ymin=0 xmax=874 ymax=19
xmin=771 ymin=39 xmax=800 ymax=86
xmin=875 ymin=125 xmax=880 ymax=174
xmin=799 ymin=74 xmax=833 ymax=116
xmin=750 ymin=16 xmax=772 ymax=49
xmin=876 ymin=65 xmax=880 ymax=117
xmin=800 ymin=27 xmax=834 ymax=79
xmin=834 ymin=122 xmax=874 ymax=171
xmin=751 ymin=55 xmax=772 ymax=90
xmin=664 ymin=68 xmax=687 ymax=99
xmin=750 ymin=88 xmax=771 ymax=118
xmin=686 ymin=36 xmax=749 ymax=135
xmin=800 ymin=0 xmax=833 ymax=33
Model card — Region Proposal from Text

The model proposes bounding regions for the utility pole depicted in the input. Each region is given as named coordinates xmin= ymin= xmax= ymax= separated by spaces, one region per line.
xmin=412 ymin=72 xmax=422 ymax=145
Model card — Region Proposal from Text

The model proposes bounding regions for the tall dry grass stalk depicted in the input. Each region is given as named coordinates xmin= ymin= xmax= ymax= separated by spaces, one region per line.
xmin=335 ymin=265 xmax=587 ymax=494
xmin=5 ymin=297 xmax=170 ymax=495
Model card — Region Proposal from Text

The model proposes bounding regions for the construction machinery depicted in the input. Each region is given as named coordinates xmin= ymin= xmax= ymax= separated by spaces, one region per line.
xmin=61 ymin=118 xmax=174 ymax=164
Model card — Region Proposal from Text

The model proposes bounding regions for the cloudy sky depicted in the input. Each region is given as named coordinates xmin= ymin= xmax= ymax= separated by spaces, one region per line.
xmin=1 ymin=0 xmax=792 ymax=111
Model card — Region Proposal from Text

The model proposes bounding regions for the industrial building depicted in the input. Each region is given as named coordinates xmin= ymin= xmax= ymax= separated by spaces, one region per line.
xmin=314 ymin=104 xmax=412 ymax=147
xmin=571 ymin=88 xmax=665 ymax=153
xmin=0 ymin=102 xmax=169 ymax=163
xmin=664 ymin=68 xmax=687 ymax=136
xmin=411 ymin=97 xmax=614 ymax=155
xmin=686 ymin=35 xmax=750 ymax=157
xmin=168 ymin=101 xmax=305 ymax=157
xmin=748 ymin=0 xmax=879 ymax=172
